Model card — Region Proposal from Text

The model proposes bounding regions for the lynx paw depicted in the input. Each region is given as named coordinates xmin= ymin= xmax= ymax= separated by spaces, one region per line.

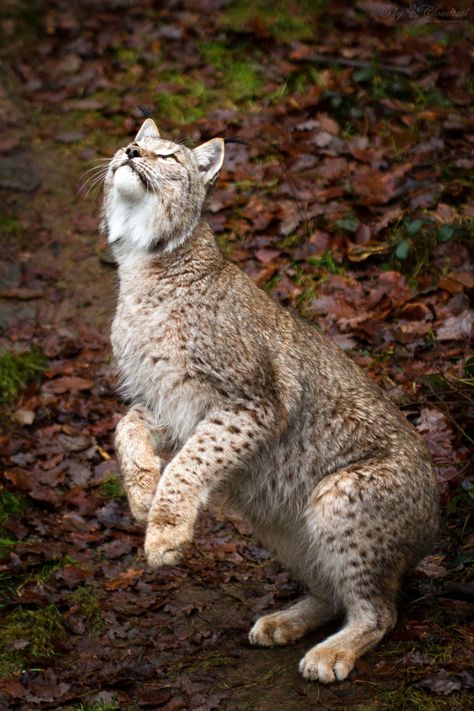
xmin=144 ymin=522 xmax=191 ymax=568
xmin=249 ymin=615 xmax=302 ymax=647
xmin=299 ymin=644 xmax=355 ymax=684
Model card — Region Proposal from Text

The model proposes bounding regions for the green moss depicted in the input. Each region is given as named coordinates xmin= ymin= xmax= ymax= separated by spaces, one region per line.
xmin=113 ymin=46 xmax=140 ymax=66
xmin=389 ymin=214 xmax=462 ymax=277
xmin=410 ymin=83 xmax=451 ymax=109
xmin=307 ymin=251 xmax=344 ymax=275
xmin=221 ymin=0 xmax=324 ymax=43
xmin=378 ymin=686 xmax=472 ymax=710
xmin=154 ymin=73 xmax=211 ymax=125
xmin=268 ymin=66 xmax=322 ymax=104
xmin=0 ymin=572 xmax=17 ymax=610
xmin=351 ymin=63 xmax=451 ymax=110
xmin=0 ymin=214 xmax=21 ymax=241
xmin=422 ymin=640 xmax=453 ymax=665
xmin=100 ymin=474 xmax=126 ymax=501
xmin=404 ymin=23 xmax=451 ymax=42
xmin=154 ymin=51 xmax=262 ymax=123
xmin=0 ymin=347 xmax=47 ymax=404
xmin=276 ymin=233 xmax=301 ymax=250
xmin=201 ymin=41 xmax=262 ymax=101
xmin=215 ymin=233 xmax=234 ymax=259
xmin=25 ymin=557 xmax=75 ymax=588
xmin=0 ymin=554 xmax=76 ymax=612
xmin=71 ymin=584 xmax=104 ymax=632
xmin=227 ymin=59 xmax=262 ymax=101
xmin=0 ymin=490 xmax=27 ymax=525
xmin=0 ymin=533 xmax=17 ymax=555
xmin=0 ymin=491 xmax=28 ymax=605
xmin=0 ymin=604 xmax=64 ymax=675
xmin=191 ymin=653 xmax=234 ymax=671
xmin=263 ymin=272 xmax=281 ymax=293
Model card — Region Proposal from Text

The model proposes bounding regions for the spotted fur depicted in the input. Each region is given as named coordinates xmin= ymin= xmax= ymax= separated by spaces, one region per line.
xmin=104 ymin=119 xmax=438 ymax=684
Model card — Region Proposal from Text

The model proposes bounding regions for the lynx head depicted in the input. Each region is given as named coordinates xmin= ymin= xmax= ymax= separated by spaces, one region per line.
xmin=101 ymin=118 xmax=224 ymax=256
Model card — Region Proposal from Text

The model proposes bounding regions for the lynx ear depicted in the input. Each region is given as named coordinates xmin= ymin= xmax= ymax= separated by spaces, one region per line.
xmin=135 ymin=118 xmax=160 ymax=141
xmin=193 ymin=138 xmax=225 ymax=185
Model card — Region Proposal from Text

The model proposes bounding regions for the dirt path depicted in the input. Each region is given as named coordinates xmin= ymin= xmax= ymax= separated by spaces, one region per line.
xmin=0 ymin=2 xmax=473 ymax=710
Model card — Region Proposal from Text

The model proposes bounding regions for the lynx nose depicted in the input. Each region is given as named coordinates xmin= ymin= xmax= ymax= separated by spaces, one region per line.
xmin=126 ymin=145 xmax=141 ymax=159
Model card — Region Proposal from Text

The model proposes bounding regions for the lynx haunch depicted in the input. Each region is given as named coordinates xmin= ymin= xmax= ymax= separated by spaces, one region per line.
xmin=102 ymin=118 xmax=438 ymax=684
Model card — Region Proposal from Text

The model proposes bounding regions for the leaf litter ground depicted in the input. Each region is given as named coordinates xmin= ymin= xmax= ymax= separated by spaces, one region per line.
xmin=0 ymin=1 xmax=473 ymax=709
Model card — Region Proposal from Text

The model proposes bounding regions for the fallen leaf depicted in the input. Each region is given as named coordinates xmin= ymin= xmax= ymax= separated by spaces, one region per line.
xmin=255 ymin=247 xmax=281 ymax=263
xmin=438 ymin=271 xmax=474 ymax=293
xmin=45 ymin=376 xmax=94 ymax=393
xmin=436 ymin=310 xmax=474 ymax=341
xmin=347 ymin=242 xmax=390 ymax=262
xmin=104 ymin=567 xmax=144 ymax=591
xmin=416 ymin=554 xmax=448 ymax=578
xmin=352 ymin=164 xmax=412 ymax=205
xmin=416 ymin=670 xmax=474 ymax=695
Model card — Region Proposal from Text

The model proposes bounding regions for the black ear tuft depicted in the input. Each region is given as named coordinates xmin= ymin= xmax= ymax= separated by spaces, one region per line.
xmin=138 ymin=106 xmax=153 ymax=119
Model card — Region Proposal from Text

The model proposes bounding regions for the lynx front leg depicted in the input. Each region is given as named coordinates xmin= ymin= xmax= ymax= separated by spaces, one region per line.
xmin=249 ymin=595 xmax=337 ymax=647
xmin=144 ymin=405 xmax=273 ymax=567
xmin=115 ymin=407 xmax=165 ymax=524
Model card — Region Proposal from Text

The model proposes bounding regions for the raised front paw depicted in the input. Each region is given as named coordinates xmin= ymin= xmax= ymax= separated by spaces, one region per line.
xmin=144 ymin=522 xmax=192 ymax=568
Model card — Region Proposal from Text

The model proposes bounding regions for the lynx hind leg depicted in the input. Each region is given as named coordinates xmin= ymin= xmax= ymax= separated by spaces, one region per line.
xmin=115 ymin=407 xmax=163 ymax=524
xmin=249 ymin=594 xmax=337 ymax=647
xmin=299 ymin=598 xmax=397 ymax=683
xmin=300 ymin=464 xmax=403 ymax=683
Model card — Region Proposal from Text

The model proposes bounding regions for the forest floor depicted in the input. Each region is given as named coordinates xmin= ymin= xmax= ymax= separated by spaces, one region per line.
xmin=0 ymin=1 xmax=473 ymax=710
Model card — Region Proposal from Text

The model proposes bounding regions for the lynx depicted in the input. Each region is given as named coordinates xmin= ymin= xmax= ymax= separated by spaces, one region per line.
xmin=102 ymin=118 xmax=438 ymax=683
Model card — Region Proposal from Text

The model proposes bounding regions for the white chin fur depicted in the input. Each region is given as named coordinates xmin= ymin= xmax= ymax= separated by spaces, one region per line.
xmin=107 ymin=184 xmax=159 ymax=249
xmin=113 ymin=165 xmax=144 ymax=200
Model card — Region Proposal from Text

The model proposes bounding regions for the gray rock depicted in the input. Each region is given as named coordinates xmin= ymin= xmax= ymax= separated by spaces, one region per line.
xmin=0 ymin=152 xmax=41 ymax=191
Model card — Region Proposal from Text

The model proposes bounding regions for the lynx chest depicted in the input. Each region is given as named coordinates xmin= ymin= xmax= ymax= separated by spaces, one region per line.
xmin=111 ymin=297 xmax=213 ymax=445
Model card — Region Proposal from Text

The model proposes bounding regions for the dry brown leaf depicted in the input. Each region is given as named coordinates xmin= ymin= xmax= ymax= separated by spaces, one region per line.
xmin=104 ymin=567 xmax=144 ymax=591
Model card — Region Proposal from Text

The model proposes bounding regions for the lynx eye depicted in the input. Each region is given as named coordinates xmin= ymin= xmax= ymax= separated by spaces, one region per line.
xmin=156 ymin=153 xmax=178 ymax=161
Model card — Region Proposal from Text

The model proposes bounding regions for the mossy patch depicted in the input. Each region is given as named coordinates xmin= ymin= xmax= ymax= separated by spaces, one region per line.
xmin=71 ymin=584 xmax=104 ymax=632
xmin=215 ymin=232 xmax=234 ymax=258
xmin=220 ymin=0 xmax=324 ymax=43
xmin=99 ymin=474 xmax=126 ymax=501
xmin=0 ymin=604 xmax=65 ymax=676
xmin=388 ymin=214 xmax=463 ymax=278
xmin=352 ymin=65 xmax=452 ymax=110
xmin=376 ymin=685 xmax=472 ymax=710
xmin=307 ymin=251 xmax=344 ymax=275
xmin=24 ymin=556 xmax=76 ymax=588
xmin=153 ymin=72 xmax=211 ymax=125
xmin=200 ymin=41 xmax=262 ymax=101
xmin=153 ymin=46 xmax=262 ymax=126
xmin=0 ymin=347 xmax=47 ymax=404
xmin=0 ymin=489 xmax=27 ymax=566
xmin=0 ymin=214 xmax=21 ymax=241
xmin=0 ymin=489 xmax=27 ymax=525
